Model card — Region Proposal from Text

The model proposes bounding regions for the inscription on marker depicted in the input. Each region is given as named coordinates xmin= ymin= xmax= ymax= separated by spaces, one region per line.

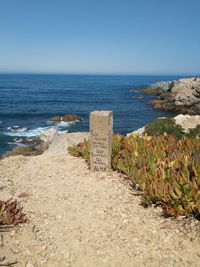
xmin=90 ymin=111 xmax=113 ymax=172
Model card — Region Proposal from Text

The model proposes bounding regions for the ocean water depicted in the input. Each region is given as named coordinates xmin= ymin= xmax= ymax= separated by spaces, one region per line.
xmin=0 ymin=74 xmax=189 ymax=155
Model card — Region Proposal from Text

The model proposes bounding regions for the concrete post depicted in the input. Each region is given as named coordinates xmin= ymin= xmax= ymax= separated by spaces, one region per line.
xmin=90 ymin=111 xmax=113 ymax=172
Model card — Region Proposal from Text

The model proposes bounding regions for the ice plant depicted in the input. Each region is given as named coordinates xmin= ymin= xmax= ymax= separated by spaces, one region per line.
xmin=68 ymin=134 xmax=200 ymax=218
xmin=0 ymin=199 xmax=26 ymax=225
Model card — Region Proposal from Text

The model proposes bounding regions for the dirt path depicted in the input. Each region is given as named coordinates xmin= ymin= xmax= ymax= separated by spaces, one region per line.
xmin=0 ymin=133 xmax=200 ymax=267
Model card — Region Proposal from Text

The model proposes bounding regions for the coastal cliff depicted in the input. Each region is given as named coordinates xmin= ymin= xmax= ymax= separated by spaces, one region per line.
xmin=141 ymin=77 xmax=200 ymax=114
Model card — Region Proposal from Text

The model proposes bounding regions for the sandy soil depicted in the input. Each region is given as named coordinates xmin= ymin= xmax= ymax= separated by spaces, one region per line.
xmin=0 ymin=132 xmax=200 ymax=267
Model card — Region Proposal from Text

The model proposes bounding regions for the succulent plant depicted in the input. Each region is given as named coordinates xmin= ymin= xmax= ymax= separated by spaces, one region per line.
xmin=0 ymin=199 xmax=26 ymax=225
xmin=68 ymin=134 xmax=200 ymax=218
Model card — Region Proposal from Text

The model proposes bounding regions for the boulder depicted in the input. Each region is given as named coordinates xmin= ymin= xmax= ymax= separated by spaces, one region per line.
xmin=62 ymin=114 xmax=81 ymax=122
xmin=127 ymin=126 xmax=145 ymax=137
xmin=140 ymin=81 xmax=172 ymax=95
xmin=174 ymin=114 xmax=200 ymax=133
xmin=51 ymin=116 xmax=62 ymax=122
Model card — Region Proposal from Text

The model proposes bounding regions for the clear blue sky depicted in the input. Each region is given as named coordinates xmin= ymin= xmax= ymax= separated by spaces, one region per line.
xmin=0 ymin=0 xmax=200 ymax=75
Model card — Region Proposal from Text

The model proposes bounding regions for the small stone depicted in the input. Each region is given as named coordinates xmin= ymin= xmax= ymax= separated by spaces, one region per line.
xmin=15 ymin=240 xmax=20 ymax=246
xmin=10 ymin=230 xmax=15 ymax=237
xmin=41 ymin=245 xmax=47 ymax=251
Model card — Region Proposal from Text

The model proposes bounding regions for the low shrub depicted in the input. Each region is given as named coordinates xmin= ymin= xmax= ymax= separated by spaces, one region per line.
xmin=144 ymin=118 xmax=183 ymax=139
xmin=68 ymin=134 xmax=200 ymax=218
xmin=187 ymin=125 xmax=200 ymax=138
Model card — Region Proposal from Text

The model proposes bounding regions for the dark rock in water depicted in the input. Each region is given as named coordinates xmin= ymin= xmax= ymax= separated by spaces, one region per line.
xmin=51 ymin=115 xmax=62 ymax=122
xmin=140 ymin=81 xmax=172 ymax=95
xmin=20 ymin=138 xmax=41 ymax=146
xmin=140 ymin=78 xmax=200 ymax=115
xmin=10 ymin=125 xmax=24 ymax=131
xmin=132 ymin=95 xmax=144 ymax=100
xmin=50 ymin=114 xmax=81 ymax=122
xmin=62 ymin=114 xmax=81 ymax=122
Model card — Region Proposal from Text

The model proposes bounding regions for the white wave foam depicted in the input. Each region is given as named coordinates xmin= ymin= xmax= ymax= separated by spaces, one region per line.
xmin=4 ymin=119 xmax=79 ymax=138
xmin=57 ymin=121 xmax=75 ymax=127
xmin=4 ymin=126 xmax=51 ymax=137
xmin=4 ymin=125 xmax=71 ymax=138
xmin=46 ymin=120 xmax=79 ymax=128
xmin=7 ymin=126 xmax=27 ymax=132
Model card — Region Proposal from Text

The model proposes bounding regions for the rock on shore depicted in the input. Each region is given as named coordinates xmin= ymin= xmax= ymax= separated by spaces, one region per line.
xmin=141 ymin=77 xmax=200 ymax=114
xmin=2 ymin=128 xmax=58 ymax=158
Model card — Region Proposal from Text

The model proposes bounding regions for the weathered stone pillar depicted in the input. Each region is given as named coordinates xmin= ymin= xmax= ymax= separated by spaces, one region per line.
xmin=90 ymin=111 xmax=113 ymax=172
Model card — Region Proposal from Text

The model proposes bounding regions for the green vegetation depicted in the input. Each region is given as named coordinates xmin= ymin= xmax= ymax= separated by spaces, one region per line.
xmin=68 ymin=134 xmax=200 ymax=218
xmin=187 ymin=125 xmax=200 ymax=138
xmin=144 ymin=117 xmax=200 ymax=139
xmin=144 ymin=118 xmax=183 ymax=139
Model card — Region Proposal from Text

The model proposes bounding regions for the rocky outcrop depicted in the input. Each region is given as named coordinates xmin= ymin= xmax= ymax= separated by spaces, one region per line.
xmin=3 ymin=128 xmax=58 ymax=158
xmin=141 ymin=81 xmax=172 ymax=95
xmin=127 ymin=126 xmax=145 ymax=137
xmin=51 ymin=114 xmax=81 ymax=122
xmin=39 ymin=128 xmax=58 ymax=151
xmin=174 ymin=114 xmax=200 ymax=133
xmin=141 ymin=78 xmax=200 ymax=114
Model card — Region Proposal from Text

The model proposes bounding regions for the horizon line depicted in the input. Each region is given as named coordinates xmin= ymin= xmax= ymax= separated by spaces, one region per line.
xmin=0 ymin=71 xmax=199 ymax=76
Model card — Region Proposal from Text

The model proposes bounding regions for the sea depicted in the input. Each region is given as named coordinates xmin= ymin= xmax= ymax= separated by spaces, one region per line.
xmin=0 ymin=74 xmax=191 ymax=156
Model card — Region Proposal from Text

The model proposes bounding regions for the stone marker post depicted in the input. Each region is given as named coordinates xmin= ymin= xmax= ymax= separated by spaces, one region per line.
xmin=90 ymin=111 xmax=113 ymax=172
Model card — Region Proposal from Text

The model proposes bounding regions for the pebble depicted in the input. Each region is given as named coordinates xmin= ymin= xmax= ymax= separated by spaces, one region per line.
xmin=15 ymin=240 xmax=20 ymax=246
xmin=41 ymin=245 xmax=47 ymax=251
xmin=10 ymin=230 xmax=15 ymax=237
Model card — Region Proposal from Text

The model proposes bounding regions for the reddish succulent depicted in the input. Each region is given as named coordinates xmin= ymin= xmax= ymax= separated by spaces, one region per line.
xmin=0 ymin=199 xmax=26 ymax=225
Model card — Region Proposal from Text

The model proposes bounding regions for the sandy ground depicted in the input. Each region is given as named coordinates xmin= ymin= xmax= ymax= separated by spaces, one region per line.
xmin=0 ymin=132 xmax=200 ymax=267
